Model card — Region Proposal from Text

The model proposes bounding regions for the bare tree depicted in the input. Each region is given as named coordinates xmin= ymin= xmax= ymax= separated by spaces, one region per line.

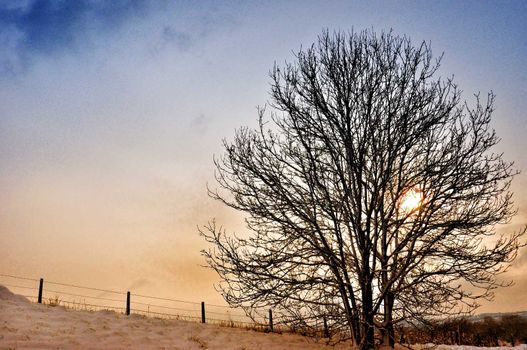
xmin=200 ymin=30 xmax=525 ymax=350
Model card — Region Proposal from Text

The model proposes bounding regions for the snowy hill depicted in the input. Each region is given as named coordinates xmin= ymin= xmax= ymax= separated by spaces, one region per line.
xmin=0 ymin=285 xmax=351 ymax=349
xmin=1 ymin=285 xmax=526 ymax=350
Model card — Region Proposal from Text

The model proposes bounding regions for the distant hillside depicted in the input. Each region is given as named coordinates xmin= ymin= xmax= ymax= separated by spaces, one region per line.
xmin=471 ymin=310 xmax=527 ymax=321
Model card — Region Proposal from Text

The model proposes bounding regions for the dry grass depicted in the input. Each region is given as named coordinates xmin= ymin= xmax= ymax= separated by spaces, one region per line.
xmin=188 ymin=334 xmax=208 ymax=349
xmin=38 ymin=296 xmax=323 ymax=341
xmin=46 ymin=296 xmax=61 ymax=307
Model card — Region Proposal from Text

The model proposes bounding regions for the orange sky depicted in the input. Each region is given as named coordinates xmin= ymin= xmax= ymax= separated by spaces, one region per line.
xmin=1 ymin=1 xmax=526 ymax=314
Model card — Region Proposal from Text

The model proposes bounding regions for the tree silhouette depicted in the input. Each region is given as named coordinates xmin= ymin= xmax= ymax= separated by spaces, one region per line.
xmin=201 ymin=30 xmax=525 ymax=350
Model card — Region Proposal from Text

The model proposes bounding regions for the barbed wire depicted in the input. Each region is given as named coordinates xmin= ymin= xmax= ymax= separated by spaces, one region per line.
xmin=0 ymin=273 xmax=39 ymax=282
xmin=41 ymin=289 xmax=126 ymax=303
xmin=132 ymin=308 xmax=200 ymax=318
xmin=132 ymin=293 xmax=200 ymax=305
xmin=205 ymin=309 xmax=249 ymax=318
xmin=2 ymin=283 xmax=38 ymax=291
xmin=0 ymin=273 xmax=237 ymax=308
xmin=0 ymin=272 xmax=271 ymax=326
xmin=132 ymin=303 xmax=198 ymax=314
xmin=45 ymin=280 xmax=126 ymax=295
xmin=61 ymin=301 xmax=125 ymax=311
xmin=126 ymin=292 xmax=244 ymax=309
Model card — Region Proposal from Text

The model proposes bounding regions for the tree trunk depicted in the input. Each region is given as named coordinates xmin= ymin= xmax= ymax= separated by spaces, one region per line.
xmin=353 ymin=313 xmax=362 ymax=345
xmin=382 ymin=292 xmax=395 ymax=348
xmin=360 ymin=280 xmax=375 ymax=350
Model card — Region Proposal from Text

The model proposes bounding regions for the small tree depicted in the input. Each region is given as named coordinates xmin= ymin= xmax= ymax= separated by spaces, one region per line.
xmin=201 ymin=30 xmax=524 ymax=349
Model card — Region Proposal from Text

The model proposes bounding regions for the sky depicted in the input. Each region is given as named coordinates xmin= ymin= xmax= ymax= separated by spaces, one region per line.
xmin=1 ymin=0 xmax=526 ymax=314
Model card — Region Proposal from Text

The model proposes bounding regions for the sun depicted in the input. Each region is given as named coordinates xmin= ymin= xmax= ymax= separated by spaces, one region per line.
xmin=400 ymin=189 xmax=423 ymax=212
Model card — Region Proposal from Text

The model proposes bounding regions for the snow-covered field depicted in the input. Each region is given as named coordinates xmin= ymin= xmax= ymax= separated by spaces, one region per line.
xmin=0 ymin=285 xmax=354 ymax=349
xmin=1 ymin=285 xmax=526 ymax=350
xmin=434 ymin=347 xmax=527 ymax=350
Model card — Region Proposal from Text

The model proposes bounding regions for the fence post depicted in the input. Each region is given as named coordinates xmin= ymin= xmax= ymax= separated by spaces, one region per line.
xmin=126 ymin=291 xmax=130 ymax=315
xmin=323 ymin=316 xmax=329 ymax=338
xmin=38 ymin=278 xmax=43 ymax=304
xmin=269 ymin=309 xmax=273 ymax=332
xmin=201 ymin=302 xmax=206 ymax=323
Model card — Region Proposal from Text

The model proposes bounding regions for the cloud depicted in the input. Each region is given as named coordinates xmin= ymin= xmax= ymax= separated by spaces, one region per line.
xmin=189 ymin=113 xmax=209 ymax=134
xmin=0 ymin=0 xmax=34 ymax=12
xmin=0 ymin=0 xmax=150 ymax=74
xmin=0 ymin=24 xmax=26 ymax=74
xmin=0 ymin=1 xmax=241 ymax=75
xmin=162 ymin=26 xmax=193 ymax=51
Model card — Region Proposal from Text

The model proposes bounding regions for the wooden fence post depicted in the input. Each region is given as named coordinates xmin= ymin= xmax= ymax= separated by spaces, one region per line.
xmin=126 ymin=291 xmax=130 ymax=315
xmin=323 ymin=316 xmax=329 ymax=338
xmin=201 ymin=302 xmax=206 ymax=323
xmin=38 ymin=278 xmax=43 ymax=304
xmin=269 ymin=309 xmax=273 ymax=332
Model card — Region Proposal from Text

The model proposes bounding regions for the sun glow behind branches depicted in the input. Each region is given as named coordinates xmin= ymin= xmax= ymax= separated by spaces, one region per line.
xmin=400 ymin=189 xmax=423 ymax=212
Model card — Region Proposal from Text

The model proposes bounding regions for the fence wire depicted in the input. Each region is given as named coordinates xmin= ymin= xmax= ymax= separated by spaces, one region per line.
xmin=0 ymin=273 xmax=268 ymax=328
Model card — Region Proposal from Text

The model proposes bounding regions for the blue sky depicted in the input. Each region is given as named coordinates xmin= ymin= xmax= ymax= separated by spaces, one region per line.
xmin=1 ymin=0 xmax=526 ymax=311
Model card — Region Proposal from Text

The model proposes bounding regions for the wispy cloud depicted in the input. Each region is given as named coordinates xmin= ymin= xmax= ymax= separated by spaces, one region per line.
xmin=162 ymin=26 xmax=193 ymax=51
xmin=0 ymin=0 xmax=150 ymax=74
xmin=0 ymin=1 xmax=241 ymax=75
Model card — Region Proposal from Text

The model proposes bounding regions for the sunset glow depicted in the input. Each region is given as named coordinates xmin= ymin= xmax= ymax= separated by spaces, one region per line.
xmin=400 ymin=190 xmax=423 ymax=212
xmin=0 ymin=0 xmax=526 ymax=317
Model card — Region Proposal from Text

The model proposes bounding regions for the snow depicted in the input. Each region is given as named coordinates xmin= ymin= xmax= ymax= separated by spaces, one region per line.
xmin=434 ymin=346 xmax=527 ymax=350
xmin=1 ymin=285 xmax=526 ymax=350
xmin=0 ymin=285 xmax=351 ymax=349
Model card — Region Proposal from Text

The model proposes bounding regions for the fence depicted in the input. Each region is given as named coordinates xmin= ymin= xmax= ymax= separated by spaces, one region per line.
xmin=0 ymin=273 xmax=308 ymax=334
